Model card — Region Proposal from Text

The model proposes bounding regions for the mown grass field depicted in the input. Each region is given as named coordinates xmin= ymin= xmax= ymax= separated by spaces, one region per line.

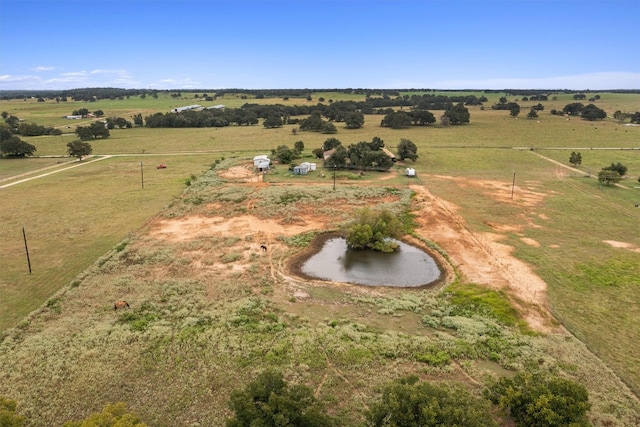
xmin=1 ymin=91 xmax=639 ymax=425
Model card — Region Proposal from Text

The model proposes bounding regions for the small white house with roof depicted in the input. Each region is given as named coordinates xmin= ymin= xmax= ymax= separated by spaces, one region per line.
xmin=253 ymin=155 xmax=271 ymax=172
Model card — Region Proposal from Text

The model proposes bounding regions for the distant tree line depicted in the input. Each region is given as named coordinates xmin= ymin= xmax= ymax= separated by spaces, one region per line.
xmin=550 ymin=103 xmax=607 ymax=121
xmin=143 ymin=95 xmax=473 ymax=130
xmin=2 ymin=87 xmax=638 ymax=102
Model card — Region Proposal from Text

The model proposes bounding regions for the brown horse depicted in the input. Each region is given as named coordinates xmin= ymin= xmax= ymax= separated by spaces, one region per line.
xmin=114 ymin=300 xmax=130 ymax=311
xmin=260 ymin=244 xmax=267 ymax=252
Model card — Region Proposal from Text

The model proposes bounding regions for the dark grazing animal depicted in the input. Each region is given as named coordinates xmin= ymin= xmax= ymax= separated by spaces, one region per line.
xmin=114 ymin=300 xmax=130 ymax=311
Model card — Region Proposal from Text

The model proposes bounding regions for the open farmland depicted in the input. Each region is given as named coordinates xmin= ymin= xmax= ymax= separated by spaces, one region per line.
xmin=0 ymin=91 xmax=639 ymax=425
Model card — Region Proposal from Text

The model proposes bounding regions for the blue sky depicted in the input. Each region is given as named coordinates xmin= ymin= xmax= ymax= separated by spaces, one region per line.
xmin=1 ymin=0 xmax=639 ymax=90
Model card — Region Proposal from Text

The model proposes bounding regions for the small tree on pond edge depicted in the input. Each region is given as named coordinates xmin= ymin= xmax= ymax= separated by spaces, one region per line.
xmin=344 ymin=207 xmax=404 ymax=252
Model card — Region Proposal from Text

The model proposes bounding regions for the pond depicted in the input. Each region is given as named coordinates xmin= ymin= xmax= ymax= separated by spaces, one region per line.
xmin=300 ymin=237 xmax=442 ymax=287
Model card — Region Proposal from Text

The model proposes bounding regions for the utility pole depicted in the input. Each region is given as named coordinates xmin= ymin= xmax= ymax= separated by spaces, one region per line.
xmin=23 ymin=227 xmax=32 ymax=274
xmin=511 ymin=170 xmax=516 ymax=199
xmin=140 ymin=162 xmax=144 ymax=189
xmin=333 ymin=164 xmax=337 ymax=190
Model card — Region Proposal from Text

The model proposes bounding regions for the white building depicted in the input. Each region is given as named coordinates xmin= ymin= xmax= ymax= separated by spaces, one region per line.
xmin=253 ymin=155 xmax=271 ymax=171
xmin=172 ymin=104 xmax=202 ymax=113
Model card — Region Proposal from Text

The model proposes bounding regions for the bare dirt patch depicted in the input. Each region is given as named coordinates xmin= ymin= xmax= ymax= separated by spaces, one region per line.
xmin=409 ymin=184 xmax=556 ymax=333
xmin=219 ymin=164 xmax=263 ymax=182
xmin=603 ymin=240 xmax=640 ymax=253
xmin=148 ymin=174 xmax=557 ymax=333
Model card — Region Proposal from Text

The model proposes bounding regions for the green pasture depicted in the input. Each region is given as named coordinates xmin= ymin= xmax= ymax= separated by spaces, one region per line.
xmin=420 ymin=146 xmax=640 ymax=393
xmin=0 ymin=154 xmax=222 ymax=331
xmin=0 ymin=157 xmax=75 ymax=181
xmin=1 ymin=91 xmax=640 ymax=405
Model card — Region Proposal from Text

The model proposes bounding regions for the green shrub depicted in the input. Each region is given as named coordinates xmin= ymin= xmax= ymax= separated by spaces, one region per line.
xmin=417 ymin=350 xmax=450 ymax=366
xmin=367 ymin=376 xmax=497 ymax=427
xmin=63 ymin=402 xmax=147 ymax=426
xmin=485 ymin=371 xmax=591 ymax=427
xmin=226 ymin=370 xmax=335 ymax=427
xmin=446 ymin=282 xmax=524 ymax=328
xmin=221 ymin=252 xmax=242 ymax=263
xmin=0 ymin=396 xmax=26 ymax=427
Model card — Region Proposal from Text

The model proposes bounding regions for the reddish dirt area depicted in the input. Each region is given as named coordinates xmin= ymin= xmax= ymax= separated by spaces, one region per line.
xmin=151 ymin=164 xmax=558 ymax=333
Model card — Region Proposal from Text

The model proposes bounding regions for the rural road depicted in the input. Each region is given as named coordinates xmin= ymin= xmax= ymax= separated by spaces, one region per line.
xmin=0 ymin=155 xmax=113 ymax=189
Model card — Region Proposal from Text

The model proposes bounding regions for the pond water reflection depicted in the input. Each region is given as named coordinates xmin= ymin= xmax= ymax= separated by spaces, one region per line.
xmin=301 ymin=237 xmax=441 ymax=287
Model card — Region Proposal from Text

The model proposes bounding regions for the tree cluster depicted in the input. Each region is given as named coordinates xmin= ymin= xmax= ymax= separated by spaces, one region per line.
xmin=2 ymin=111 xmax=61 ymax=137
xmin=145 ymin=109 xmax=258 ymax=128
xmin=442 ymin=102 xmax=471 ymax=125
xmin=324 ymin=137 xmax=395 ymax=171
xmin=0 ymin=123 xmax=36 ymax=157
xmin=75 ymin=122 xmax=110 ymax=140
xmin=143 ymin=93 xmax=475 ymax=130
xmin=106 ymin=117 xmax=133 ymax=129
xmin=554 ymin=103 xmax=607 ymax=121
xmin=298 ymin=113 xmax=337 ymax=133
xmin=344 ymin=207 xmax=404 ymax=252
xmin=613 ymin=110 xmax=640 ymax=124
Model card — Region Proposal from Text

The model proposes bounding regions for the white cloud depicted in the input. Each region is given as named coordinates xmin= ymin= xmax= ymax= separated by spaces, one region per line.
xmin=150 ymin=77 xmax=202 ymax=89
xmin=32 ymin=66 xmax=56 ymax=72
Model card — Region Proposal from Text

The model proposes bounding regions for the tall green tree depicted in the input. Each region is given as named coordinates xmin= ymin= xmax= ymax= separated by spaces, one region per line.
xmin=344 ymin=111 xmax=365 ymax=129
xmin=569 ymin=151 xmax=582 ymax=167
xmin=271 ymin=145 xmax=298 ymax=164
xmin=443 ymin=102 xmax=470 ymax=125
xmin=67 ymin=140 xmax=93 ymax=160
xmin=396 ymin=138 xmax=418 ymax=162
xmin=133 ymin=113 xmax=144 ymax=127
xmin=598 ymin=169 xmax=622 ymax=186
xmin=411 ymin=109 xmax=436 ymax=125
xmin=581 ymin=104 xmax=607 ymax=121
xmin=381 ymin=111 xmax=412 ymax=129
xmin=263 ymin=114 xmax=283 ymax=128
xmin=604 ymin=162 xmax=628 ymax=177
xmin=0 ymin=135 xmax=36 ymax=157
